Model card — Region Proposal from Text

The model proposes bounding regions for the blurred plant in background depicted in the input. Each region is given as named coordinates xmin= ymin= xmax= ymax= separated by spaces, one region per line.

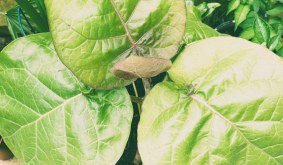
xmin=227 ymin=0 xmax=283 ymax=55
xmin=0 ymin=0 xmax=16 ymax=50
xmin=185 ymin=0 xmax=282 ymax=56
xmin=0 ymin=0 xmax=48 ymax=41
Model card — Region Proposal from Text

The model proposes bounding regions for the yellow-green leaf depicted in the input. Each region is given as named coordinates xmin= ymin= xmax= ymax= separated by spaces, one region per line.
xmin=139 ymin=37 xmax=283 ymax=164
xmin=0 ymin=33 xmax=133 ymax=164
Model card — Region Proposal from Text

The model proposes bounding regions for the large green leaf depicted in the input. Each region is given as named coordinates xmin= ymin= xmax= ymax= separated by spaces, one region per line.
xmin=138 ymin=37 xmax=283 ymax=164
xmin=45 ymin=0 xmax=186 ymax=89
xmin=0 ymin=33 xmax=133 ymax=164
xmin=183 ymin=5 xmax=221 ymax=44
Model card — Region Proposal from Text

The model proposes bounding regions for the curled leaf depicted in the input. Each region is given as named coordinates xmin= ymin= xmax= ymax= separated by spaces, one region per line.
xmin=111 ymin=56 xmax=172 ymax=80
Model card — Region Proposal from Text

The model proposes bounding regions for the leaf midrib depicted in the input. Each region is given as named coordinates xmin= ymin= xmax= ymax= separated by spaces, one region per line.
xmin=109 ymin=0 xmax=136 ymax=46
xmin=190 ymin=94 xmax=281 ymax=164
xmin=58 ymin=0 xmax=177 ymax=52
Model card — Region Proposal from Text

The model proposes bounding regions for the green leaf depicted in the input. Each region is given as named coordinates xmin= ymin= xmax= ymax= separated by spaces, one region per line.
xmin=239 ymin=27 xmax=255 ymax=39
xmin=32 ymin=0 xmax=47 ymax=20
xmin=251 ymin=0 xmax=261 ymax=12
xmin=234 ymin=5 xmax=251 ymax=30
xmin=277 ymin=47 xmax=283 ymax=56
xmin=205 ymin=3 xmax=221 ymax=18
xmin=183 ymin=5 xmax=221 ymax=44
xmin=138 ymin=37 xmax=283 ymax=164
xmin=268 ymin=17 xmax=282 ymax=27
xmin=196 ymin=2 xmax=208 ymax=16
xmin=0 ymin=33 xmax=133 ymax=164
xmin=196 ymin=2 xmax=220 ymax=18
xmin=5 ymin=6 xmax=35 ymax=39
xmin=239 ymin=11 xmax=256 ymax=29
xmin=185 ymin=0 xmax=194 ymax=5
xmin=269 ymin=35 xmax=282 ymax=51
xmin=6 ymin=16 xmax=18 ymax=39
xmin=227 ymin=0 xmax=240 ymax=14
xmin=16 ymin=0 xmax=49 ymax=32
xmin=267 ymin=5 xmax=283 ymax=16
xmin=45 ymin=0 xmax=186 ymax=89
xmin=254 ymin=15 xmax=271 ymax=45
xmin=241 ymin=0 xmax=249 ymax=3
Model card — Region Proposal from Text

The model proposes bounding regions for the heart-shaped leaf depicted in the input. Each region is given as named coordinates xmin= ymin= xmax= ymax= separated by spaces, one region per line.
xmin=0 ymin=33 xmax=133 ymax=164
xmin=45 ymin=0 xmax=186 ymax=89
xmin=138 ymin=37 xmax=283 ymax=164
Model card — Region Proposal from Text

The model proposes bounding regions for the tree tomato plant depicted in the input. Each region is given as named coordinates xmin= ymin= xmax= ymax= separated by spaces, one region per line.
xmin=0 ymin=0 xmax=282 ymax=164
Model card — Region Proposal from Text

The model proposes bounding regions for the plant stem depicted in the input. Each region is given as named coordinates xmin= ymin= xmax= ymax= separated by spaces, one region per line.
xmin=17 ymin=7 xmax=26 ymax=36
xmin=130 ymin=96 xmax=143 ymax=104
xmin=142 ymin=78 xmax=151 ymax=95
xmin=0 ymin=136 xmax=2 ymax=145
xmin=132 ymin=82 xmax=141 ymax=114
xmin=134 ymin=150 xmax=142 ymax=165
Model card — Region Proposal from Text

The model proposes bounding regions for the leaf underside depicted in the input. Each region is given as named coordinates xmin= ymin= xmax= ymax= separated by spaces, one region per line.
xmin=0 ymin=33 xmax=133 ymax=164
xmin=138 ymin=37 xmax=283 ymax=164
